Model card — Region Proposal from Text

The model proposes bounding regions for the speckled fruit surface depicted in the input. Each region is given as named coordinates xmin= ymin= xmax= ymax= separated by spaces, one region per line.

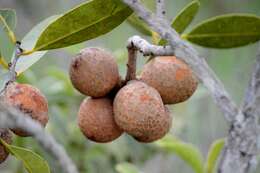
xmin=140 ymin=56 xmax=198 ymax=104
xmin=0 ymin=129 xmax=12 ymax=164
xmin=113 ymin=81 xmax=172 ymax=142
xmin=78 ymin=97 xmax=122 ymax=143
xmin=4 ymin=83 xmax=48 ymax=137
xmin=69 ymin=47 xmax=119 ymax=97
xmin=134 ymin=106 xmax=172 ymax=143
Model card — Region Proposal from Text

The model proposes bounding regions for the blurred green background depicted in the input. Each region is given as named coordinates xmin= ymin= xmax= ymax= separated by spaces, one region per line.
xmin=0 ymin=0 xmax=260 ymax=173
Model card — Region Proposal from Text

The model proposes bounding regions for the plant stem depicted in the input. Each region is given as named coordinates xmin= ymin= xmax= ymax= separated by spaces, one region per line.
xmin=9 ymin=41 xmax=23 ymax=82
xmin=125 ymin=43 xmax=137 ymax=82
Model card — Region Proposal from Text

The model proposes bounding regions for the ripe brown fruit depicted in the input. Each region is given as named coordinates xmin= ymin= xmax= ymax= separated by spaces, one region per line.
xmin=140 ymin=56 xmax=198 ymax=104
xmin=134 ymin=106 xmax=172 ymax=143
xmin=113 ymin=81 xmax=172 ymax=143
xmin=69 ymin=47 xmax=119 ymax=97
xmin=0 ymin=129 xmax=12 ymax=164
xmin=4 ymin=83 xmax=49 ymax=137
xmin=78 ymin=97 xmax=122 ymax=143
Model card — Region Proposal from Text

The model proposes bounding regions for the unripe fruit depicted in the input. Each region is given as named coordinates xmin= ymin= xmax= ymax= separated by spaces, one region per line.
xmin=69 ymin=47 xmax=119 ymax=97
xmin=78 ymin=97 xmax=122 ymax=143
xmin=0 ymin=129 xmax=12 ymax=164
xmin=113 ymin=81 xmax=172 ymax=143
xmin=140 ymin=56 xmax=198 ymax=104
xmin=4 ymin=83 xmax=49 ymax=137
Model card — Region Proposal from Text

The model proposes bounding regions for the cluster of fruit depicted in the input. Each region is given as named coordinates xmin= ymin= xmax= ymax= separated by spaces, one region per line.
xmin=0 ymin=46 xmax=198 ymax=164
xmin=70 ymin=47 xmax=198 ymax=143
xmin=0 ymin=82 xmax=49 ymax=163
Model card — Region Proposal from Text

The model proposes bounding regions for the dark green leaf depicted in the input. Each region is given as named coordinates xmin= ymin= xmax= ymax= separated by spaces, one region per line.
xmin=127 ymin=14 xmax=152 ymax=36
xmin=185 ymin=14 xmax=260 ymax=48
xmin=34 ymin=0 xmax=133 ymax=51
xmin=116 ymin=162 xmax=140 ymax=173
xmin=0 ymin=139 xmax=50 ymax=173
xmin=205 ymin=138 xmax=225 ymax=173
xmin=156 ymin=136 xmax=204 ymax=173
xmin=14 ymin=15 xmax=60 ymax=75
xmin=0 ymin=9 xmax=16 ymax=30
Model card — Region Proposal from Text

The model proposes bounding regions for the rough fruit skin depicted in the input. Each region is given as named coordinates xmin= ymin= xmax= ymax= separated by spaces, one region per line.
xmin=4 ymin=83 xmax=49 ymax=137
xmin=78 ymin=97 xmax=122 ymax=143
xmin=134 ymin=106 xmax=172 ymax=143
xmin=69 ymin=47 xmax=119 ymax=97
xmin=140 ymin=56 xmax=198 ymax=104
xmin=0 ymin=129 xmax=12 ymax=164
xmin=113 ymin=81 xmax=172 ymax=142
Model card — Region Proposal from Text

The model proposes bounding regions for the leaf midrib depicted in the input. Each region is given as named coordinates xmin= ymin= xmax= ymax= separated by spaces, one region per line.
xmin=186 ymin=32 xmax=260 ymax=39
xmin=35 ymin=4 xmax=127 ymax=51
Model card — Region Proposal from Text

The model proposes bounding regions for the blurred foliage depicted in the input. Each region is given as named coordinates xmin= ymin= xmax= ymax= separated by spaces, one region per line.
xmin=156 ymin=135 xmax=204 ymax=173
xmin=0 ymin=139 xmax=50 ymax=173
xmin=116 ymin=162 xmax=140 ymax=173
xmin=0 ymin=0 xmax=260 ymax=173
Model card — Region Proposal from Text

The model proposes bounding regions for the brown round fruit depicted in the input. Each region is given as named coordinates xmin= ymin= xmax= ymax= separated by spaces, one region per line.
xmin=134 ymin=106 xmax=172 ymax=143
xmin=0 ymin=129 xmax=12 ymax=164
xmin=69 ymin=47 xmax=119 ymax=97
xmin=140 ymin=56 xmax=198 ymax=104
xmin=4 ymin=83 xmax=49 ymax=137
xmin=78 ymin=97 xmax=122 ymax=143
xmin=113 ymin=81 xmax=172 ymax=143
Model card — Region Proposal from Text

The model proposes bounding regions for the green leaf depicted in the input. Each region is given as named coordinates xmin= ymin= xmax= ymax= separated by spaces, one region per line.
xmin=0 ymin=9 xmax=17 ymax=30
xmin=116 ymin=162 xmax=140 ymax=173
xmin=172 ymin=0 xmax=200 ymax=34
xmin=34 ymin=0 xmax=133 ymax=51
xmin=205 ymin=138 xmax=225 ymax=173
xmin=127 ymin=14 xmax=152 ymax=36
xmin=0 ymin=139 xmax=50 ymax=173
xmin=156 ymin=136 xmax=204 ymax=173
xmin=14 ymin=15 xmax=60 ymax=75
xmin=185 ymin=14 xmax=260 ymax=48
xmin=0 ymin=10 xmax=16 ymax=59
xmin=159 ymin=0 xmax=200 ymax=45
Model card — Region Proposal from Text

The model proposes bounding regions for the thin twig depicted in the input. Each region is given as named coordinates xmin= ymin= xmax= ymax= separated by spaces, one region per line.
xmin=9 ymin=41 xmax=23 ymax=82
xmin=127 ymin=35 xmax=174 ymax=56
xmin=125 ymin=35 xmax=174 ymax=82
xmin=243 ymin=46 xmax=260 ymax=114
xmin=0 ymin=41 xmax=23 ymax=95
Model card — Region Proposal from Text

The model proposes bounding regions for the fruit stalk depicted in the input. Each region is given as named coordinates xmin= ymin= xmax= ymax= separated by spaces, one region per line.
xmin=125 ymin=43 xmax=137 ymax=82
